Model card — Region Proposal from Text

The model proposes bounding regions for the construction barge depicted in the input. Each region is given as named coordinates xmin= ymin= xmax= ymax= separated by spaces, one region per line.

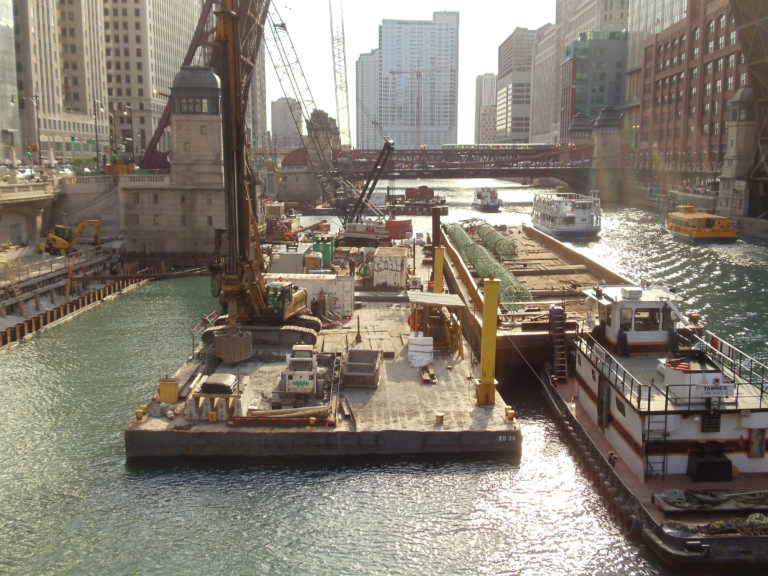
xmin=125 ymin=244 xmax=521 ymax=460
xmin=434 ymin=217 xmax=768 ymax=567
xmin=439 ymin=221 xmax=629 ymax=373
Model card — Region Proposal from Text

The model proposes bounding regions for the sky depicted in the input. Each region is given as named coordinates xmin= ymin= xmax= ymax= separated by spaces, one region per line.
xmin=265 ymin=0 xmax=556 ymax=147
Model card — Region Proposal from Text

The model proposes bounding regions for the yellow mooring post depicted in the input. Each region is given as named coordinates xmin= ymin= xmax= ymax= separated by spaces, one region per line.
xmin=432 ymin=246 xmax=445 ymax=293
xmin=476 ymin=275 xmax=500 ymax=405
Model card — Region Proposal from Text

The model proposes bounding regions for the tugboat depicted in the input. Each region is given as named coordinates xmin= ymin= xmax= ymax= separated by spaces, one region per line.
xmin=542 ymin=282 xmax=768 ymax=567
xmin=471 ymin=187 xmax=501 ymax=212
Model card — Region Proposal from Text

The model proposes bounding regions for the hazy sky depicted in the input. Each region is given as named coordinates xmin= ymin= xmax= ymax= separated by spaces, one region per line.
xmin=265 ymin=0 xmax=556 ymax=147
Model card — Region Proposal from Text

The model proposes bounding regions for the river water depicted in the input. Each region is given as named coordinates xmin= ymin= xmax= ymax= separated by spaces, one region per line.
xmin=1 ymin=178 xmax=765 ymax=575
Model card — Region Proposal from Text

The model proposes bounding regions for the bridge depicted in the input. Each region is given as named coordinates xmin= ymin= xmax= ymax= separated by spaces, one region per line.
xmin=335 ymin=143 xmax=596 ymax=190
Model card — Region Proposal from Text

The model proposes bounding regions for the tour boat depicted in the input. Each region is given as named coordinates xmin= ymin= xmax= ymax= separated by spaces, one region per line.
xmin=541 ymin=282 xmax=768 ymax=566
xmin=471 ymin=187 xmax=501 ymax=212
xmin=531 ymin=190 xmax=601 ymax=238
xmin=665 ymin=204 xmax=738 ymax=242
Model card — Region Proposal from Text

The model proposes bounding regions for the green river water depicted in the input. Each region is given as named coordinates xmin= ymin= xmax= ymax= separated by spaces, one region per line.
xmin=2 ymin=180 xmax=766 ymax=575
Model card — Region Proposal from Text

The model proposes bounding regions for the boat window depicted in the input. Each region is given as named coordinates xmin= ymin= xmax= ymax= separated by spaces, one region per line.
xmin=634 ymin=308 xmax=660 ymax=331
xmin=620 ymin=308 xmax=633 ymax=331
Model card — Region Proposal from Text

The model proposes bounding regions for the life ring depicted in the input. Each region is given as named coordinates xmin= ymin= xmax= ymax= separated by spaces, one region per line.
xmin=710 ymin=335 xmax=719 ymax=350
xmin=408 ymin=311 xmax=422 ymax=331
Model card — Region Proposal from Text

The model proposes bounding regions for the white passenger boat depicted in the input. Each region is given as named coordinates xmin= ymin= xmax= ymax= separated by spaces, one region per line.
xmin=471 ymin=187 xmax=501 ymax=212
xmin=541 ymin=283 xmax=768 ymax=567
xmin=531 ymin=190 xmax=600 ymax=238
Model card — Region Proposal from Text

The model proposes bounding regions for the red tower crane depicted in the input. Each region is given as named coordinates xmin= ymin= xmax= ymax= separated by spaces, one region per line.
xmin=386 ymin=65 xmax=455 ymax=149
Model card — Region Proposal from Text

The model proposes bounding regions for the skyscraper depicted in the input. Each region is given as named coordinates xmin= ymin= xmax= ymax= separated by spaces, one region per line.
xmin=496 ymin=28 xmax=534 ymax=143
xmin=103 ymin=0 xmax=204 ymax=160
xmin=356 ymin=49 xmax=380 ymax=151
xmin=10 ymin=0 xmax=209 ymax=165
xmin=271 ymin=97 xmax=303 ymax=148
xmin=14 ymin=0 xmax=107 ymax=165
xmin=475 ymin=73 xmax=497 ymax=144
xmin=378 ymin=12 xmax=459 ymax=149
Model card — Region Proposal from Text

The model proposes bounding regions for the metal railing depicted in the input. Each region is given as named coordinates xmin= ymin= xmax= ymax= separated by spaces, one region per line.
xmin=576 ymin=333 xmax=647 ymax=409
xmin=578 ymin=330 xmax=768 ymax=412
xmin=695 ymin=330 xmax=768 ymax=408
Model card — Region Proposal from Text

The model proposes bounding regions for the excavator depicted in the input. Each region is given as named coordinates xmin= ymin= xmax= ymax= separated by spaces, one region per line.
xmin=44 ymin=220 xmax=102 ymax=253
xmin=205 ymin=2 xmax=321 ymax=365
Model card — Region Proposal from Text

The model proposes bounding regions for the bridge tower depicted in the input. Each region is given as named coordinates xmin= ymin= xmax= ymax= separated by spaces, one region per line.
xmin=592 ymin=107 xmax=625 ymax=204
xmin=170 ymin=66 xmax=224 ymax=188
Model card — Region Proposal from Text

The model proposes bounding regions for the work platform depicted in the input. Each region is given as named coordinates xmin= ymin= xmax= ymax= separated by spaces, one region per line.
xmin=125 ymin=293 xmax=521 ymax=460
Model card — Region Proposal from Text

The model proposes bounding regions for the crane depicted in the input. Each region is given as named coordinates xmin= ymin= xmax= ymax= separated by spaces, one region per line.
xmin=140 ymin=0 xmax=267 ymax=169
xmin=329 ymin=0 xmax=351 ymax=149
xmin=385 ymin=65 xmax=456 ymax=149
xmin=264 ymin=4 xmax=343 ymax=203
xmin=208 ymin=1 xmax=321 ymax=365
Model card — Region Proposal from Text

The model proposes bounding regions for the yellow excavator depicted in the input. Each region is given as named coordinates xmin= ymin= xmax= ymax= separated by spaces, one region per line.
xmin=44 ymin=220 xmax=102 ymax=253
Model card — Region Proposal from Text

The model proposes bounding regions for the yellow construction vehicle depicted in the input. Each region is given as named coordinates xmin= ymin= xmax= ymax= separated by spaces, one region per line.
xmin=45 ymin=220 xmax=102 ymax=252
xmin=205 ymin=3 xmax=320 ymax=365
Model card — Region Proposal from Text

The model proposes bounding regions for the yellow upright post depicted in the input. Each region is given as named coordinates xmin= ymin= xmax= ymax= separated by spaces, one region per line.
xmin=476 ymin=276 xmax=499 ymax=405
xmin=433 ymin=246 xmax=444 ymax=293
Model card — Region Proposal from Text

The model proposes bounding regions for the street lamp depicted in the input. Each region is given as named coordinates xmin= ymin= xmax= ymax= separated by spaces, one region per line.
xmin=12 ymin=94 xmax=41 ymax=165
xmin=123 ymin=104 xmax=135 ymax=163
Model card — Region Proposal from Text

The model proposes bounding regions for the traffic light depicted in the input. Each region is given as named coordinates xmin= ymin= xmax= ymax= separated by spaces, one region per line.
xmin=70 ymin=135 xmax=75 ymax=144
xmin=26 ymin=146 xmax=32 ymax=157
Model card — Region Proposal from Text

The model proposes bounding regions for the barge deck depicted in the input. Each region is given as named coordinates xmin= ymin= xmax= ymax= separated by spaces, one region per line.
xmin=125 ymin=295 xmax=521 ymax=460
xmin=440 ymin=222 xmax=630 ymax=371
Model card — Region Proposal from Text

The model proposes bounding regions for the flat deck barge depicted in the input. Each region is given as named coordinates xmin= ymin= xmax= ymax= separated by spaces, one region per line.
xmin=125 ymin=293 xmax=521 ymax=460
xmin=440 ymin=222 xmax=630 ymax=372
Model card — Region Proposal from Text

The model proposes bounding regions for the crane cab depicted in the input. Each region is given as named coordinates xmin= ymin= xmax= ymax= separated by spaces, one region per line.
xmin=265 ymin=281 xmax=309 ymax=323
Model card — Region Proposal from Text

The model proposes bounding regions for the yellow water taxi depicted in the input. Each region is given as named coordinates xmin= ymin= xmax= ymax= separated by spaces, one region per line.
xmin=665 ymin=204 xmax=738 ymax=242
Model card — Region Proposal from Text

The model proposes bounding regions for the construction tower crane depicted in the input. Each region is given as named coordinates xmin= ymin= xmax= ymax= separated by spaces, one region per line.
xmin=386 ymin=65 xmax=456 ymax=149
xmin=329 ymin=0 xmax=351 ymax=149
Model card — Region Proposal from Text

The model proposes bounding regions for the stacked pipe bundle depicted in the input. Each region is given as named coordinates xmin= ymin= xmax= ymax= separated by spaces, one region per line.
xmin=477 ymin=223 xmax=516 ymax=260
xmin=445 ymin=223 xmax=530 ymax=310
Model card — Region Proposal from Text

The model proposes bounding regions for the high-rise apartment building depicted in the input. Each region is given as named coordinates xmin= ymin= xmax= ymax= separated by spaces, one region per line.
xmin=529 ymin=24 xmax=557 ymax=143
xmin=474 ymin=73 xmax=496 ymax=144
xmin=496 ymin=28 xmax=534 ymax=143
xmin=356 ymin=49 xmax=380 ymax=150
xmin=271 ymin=97 xmax=303 ymax=148
xmin=560 ymin=31 xmax=627 ymax=142
xmin=378 ymin=12 xmax=459 ymax=149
